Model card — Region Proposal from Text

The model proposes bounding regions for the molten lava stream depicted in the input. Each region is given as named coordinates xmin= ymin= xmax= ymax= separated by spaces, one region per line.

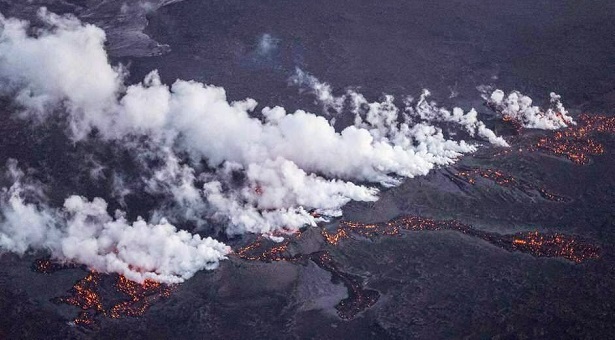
xmin=51 ymin=271 xmax=173 ymax=327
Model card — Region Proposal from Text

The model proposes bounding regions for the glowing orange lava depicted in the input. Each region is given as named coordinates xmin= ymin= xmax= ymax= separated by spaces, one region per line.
xmin=310 ymin=251 xmax=379 ymax=319
xmin=235 ymin=235 xmax=380 ymax=319
xmin=33 ymin=259 xmax=79 ymax=274
xmin=452 ymin=167 xmax=569 ymax=202
xmin=500 ymin=114 xmax=524 ymax=133
xmin=233 ymin=214 xmax=599 ymax=320
xmin=54 ymin=272 xmax=173 ymax=327
xmin=533 ymin=114 xmax=615 ymax=164
xmin=321 ymin=216 xmax=600 ymax=263
xmin=511 ymin=231 xmax=600 ymax=263
xmin=457 ymin=168 xmax=515 ymax=186
xmin=235 ymin=237 xmax=294 ymax=262
xmin=488 ymin=113 xmax=615 ymax=164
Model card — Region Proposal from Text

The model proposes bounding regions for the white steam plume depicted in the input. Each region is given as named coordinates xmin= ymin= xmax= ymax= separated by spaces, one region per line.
xmin=290 ymin=68 xmax=509 ymax=147
xmin=0 ymin=9 xmax=122 ymax=139
xmin=0 ymin=10 xmax=493 ymax=237
xmin=256 ymin=33 xmax=279 ymax=57
xmin=406 ymin=89 xmax=509 ymax=147
xmin=0 ymin=160 xmax=230 ymax=284
xmin=486 ymin=89 xmax=575 ymax=129
xmin=288 ymin=67 xmax=343 ymax=112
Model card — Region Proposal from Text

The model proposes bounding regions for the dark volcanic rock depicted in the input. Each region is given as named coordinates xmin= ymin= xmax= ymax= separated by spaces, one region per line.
xmin=2 ymin=1 xmax=615 ymax=339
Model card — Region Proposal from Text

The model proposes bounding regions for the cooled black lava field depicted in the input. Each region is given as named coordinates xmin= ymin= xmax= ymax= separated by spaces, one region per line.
xmin=1 ymin=1 xmax=615 ymax=339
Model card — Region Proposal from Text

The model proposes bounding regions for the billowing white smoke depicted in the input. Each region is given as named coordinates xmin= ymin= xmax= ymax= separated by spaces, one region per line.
xmin=290 ymin=68 xmax=509 ymax=147
xmin=486 ymin=89 xmax=575 ymax=129
xmin=0 ymin=161 xmax=230 ymax=284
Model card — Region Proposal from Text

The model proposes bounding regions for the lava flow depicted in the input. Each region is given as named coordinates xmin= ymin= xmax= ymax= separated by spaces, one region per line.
xmin=33 ymin=264 xmax=174 ymax=328
xmin=234 ymin=114 xmax=611 ymax=318
xmin=309 ymin=251 xmax=379 ymax=320
xmin=235 ymin=237 xmax=380 ymax=319
xmin=58 ymin=272 xmax=104 ymax=327
xmin=33 ymin=258 xmax=77 ymax=274
xmin=509 ymin=232 xmax=599 ymax=263
xmin=235 ymin=215 xmax=599 ymax=321
xmin=450 ymin=167 xmax=569 ymax=202
xmin=322 ymin=216 xmax=600 ymax=263
xmin=235 ymin=237 xmax=295 ymax=262
xmin=533 ymin=114 xmax=615 ymax=165
xmin=488 ymin=113 xmax=615 ymax=164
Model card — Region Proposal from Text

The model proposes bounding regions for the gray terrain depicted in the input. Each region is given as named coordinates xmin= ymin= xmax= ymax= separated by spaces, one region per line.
xmin=1 ymin=0 xmax=615 ymax=339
